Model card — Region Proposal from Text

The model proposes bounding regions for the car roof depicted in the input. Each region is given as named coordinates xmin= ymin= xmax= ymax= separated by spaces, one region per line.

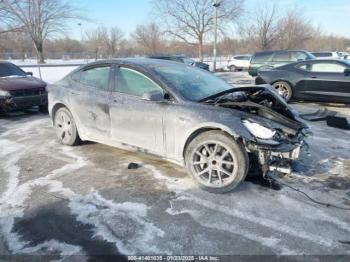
xmin=148 ymin=55 xmax=186 ymax=58
xmin=254 ymin=50 xmax=309 ymax=55
xmin=301 ymin=58 xmax=345 ymax=62
xmin=278 ymin=58 xmax=349 ymax=69
xmin=312 ymin=51 xmax=337 ymax=53
xmin=83 ymin=58 xmax=186 ymax=69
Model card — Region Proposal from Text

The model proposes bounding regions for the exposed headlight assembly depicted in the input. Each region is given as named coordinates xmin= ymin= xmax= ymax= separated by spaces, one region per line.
xmin=0 ymin=90 xmax=10 ymax=97
xmin=242 ymin=119 xmax=276 ymax=140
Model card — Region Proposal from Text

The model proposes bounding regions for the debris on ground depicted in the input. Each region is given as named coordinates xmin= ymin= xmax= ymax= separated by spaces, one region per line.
xmin=326 ymin=116 xmax=350 ymax=130
xmin=300 ymin=108 xmax=337 ymax=122
xmin=128 ymin=162 xmax=141 ymax=170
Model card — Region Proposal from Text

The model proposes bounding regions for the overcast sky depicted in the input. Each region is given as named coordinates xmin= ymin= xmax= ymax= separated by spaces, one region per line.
xmin=68 ymin=0 xmax=350 ymax=39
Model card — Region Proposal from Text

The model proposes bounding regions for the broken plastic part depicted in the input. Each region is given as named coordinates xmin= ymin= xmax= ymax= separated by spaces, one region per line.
xmin=300 ymin=108 xmax=337 ymax=122
xmin=128 ymin=163 xmax=141 ymax=170
xmin=326 ymin=116 xmax=350 ymax=130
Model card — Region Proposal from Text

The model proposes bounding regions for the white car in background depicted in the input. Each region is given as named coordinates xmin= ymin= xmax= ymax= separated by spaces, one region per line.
xmin=311 ymin=51 xmax=341 ymax=59
xmin=226 ymin=55 xmax=252 ymax=71
xmin=339 ymin=52 xmax=350 ymax=60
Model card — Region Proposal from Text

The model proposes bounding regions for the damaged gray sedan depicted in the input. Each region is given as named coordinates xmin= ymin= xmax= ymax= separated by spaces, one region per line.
xmin=48 ymin=58 xmax=308 ymax=193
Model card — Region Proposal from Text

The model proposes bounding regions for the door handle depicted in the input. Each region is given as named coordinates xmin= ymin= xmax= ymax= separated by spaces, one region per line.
xmin=310 ymin=76 xmax=317 ymax=79
xmin=70 ymin=91 xmax=80 ymax=96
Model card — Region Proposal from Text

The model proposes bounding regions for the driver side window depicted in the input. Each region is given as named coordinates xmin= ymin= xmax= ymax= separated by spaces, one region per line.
xmin=116 ymin=67 xmax=163 ymax=97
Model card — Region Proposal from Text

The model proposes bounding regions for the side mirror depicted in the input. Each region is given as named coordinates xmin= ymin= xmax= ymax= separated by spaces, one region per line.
xmin=344 ymin=68 xmax=350 ymax=76
xmin=141 ymin=90 xmax=166 ymax=102
xmin=26 ymin=72 xmax=33 ymax=76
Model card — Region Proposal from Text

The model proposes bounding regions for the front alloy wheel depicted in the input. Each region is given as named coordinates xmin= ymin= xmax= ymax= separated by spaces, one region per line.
xmin=54 ymin=107 xmax=80 ymax=146
xmin=185 ymin=131 xmax=248 ymax=193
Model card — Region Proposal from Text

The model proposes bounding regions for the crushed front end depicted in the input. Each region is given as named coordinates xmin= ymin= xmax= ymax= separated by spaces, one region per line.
xmin=0 ymin=87 xmax=47 ymax=112
xmin=244 ymin=129 xmax=308 ymax=176
xmin=203 ymin=85 xmax=310 ymax=177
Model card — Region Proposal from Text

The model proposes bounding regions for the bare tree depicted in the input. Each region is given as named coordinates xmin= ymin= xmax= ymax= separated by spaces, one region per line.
xmin=152 ymin=0 xmax=244 ymax=61
xmin=106 ymin=27 xmax=124 ymax=58
xmin=276 ymin=7 xmax=315 ymax=50
xmin=85 ymin=26 xmax=108 ymax=60
xmin=131 ymin=23 xmax=166 ymax=55
xmin=0 ymin=0 xmax=79 ymax=63
xmin=240 ymin=2 xmax=279 ymax=51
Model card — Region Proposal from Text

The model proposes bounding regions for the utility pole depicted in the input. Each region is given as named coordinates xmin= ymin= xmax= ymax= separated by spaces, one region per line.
xmin=78 ymin=23 xmax=83 ymax=41
xmin=213 ymin=0 xmax=221 ymax=72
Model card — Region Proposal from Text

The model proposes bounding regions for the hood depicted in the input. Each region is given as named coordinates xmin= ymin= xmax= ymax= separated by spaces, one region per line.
xmin=201 ymin=85 xmax=307 ymax=132
xmin=0 ymin=76 xmax=46 ymax=91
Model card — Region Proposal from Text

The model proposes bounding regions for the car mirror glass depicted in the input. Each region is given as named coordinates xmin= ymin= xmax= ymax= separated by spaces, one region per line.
xmin=26 ymin=72 xmax=33 ymax=76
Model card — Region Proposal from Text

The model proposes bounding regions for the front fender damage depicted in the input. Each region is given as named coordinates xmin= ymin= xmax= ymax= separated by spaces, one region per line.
xmin=201 ymin=86 xmax=310 ymax=177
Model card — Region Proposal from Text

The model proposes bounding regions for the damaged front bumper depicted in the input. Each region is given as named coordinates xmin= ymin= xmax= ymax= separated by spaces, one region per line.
xmin=0 ymin=93 xmax=47 ymax=111
xmin=246 ymin=134 xmax=308 ymax=175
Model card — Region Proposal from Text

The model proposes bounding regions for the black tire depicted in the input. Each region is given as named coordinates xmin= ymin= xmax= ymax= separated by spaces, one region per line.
xmin=185 ymin=131 xmax=249 ymax=194
xmin=272 ymin=81 xmax=293 ymax=102
xmin=39 ymin=104 xmax=48 ymax=113
xmin=229 ymin=65 xmax=237 ymax=72
xmin=53 ymin=107 xmax=80 ymax=146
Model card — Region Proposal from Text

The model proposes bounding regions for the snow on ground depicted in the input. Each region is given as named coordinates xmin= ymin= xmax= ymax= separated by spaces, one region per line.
xmin=0 ymin=102 xmax=349 ymax=259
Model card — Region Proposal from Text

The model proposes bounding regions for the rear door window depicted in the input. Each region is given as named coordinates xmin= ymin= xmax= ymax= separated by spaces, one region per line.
xmin=297 ymin=63 xmax=311 ymax=71
xmin=80 ymin=66 xmax=111 ymax=90
xmin=310 ymin=62 xmax=346 ymax=73
xmin=272 ymin=52 xmax=290 ymax=62
xmin=251 ymin=52 xmax=273 ymax=63
xmin=312 ymin=52 xmax=333 ymax=58
xmin=291 ymin=52 xmax=308 ymax=62
xmin=234 ymin=56 xmax=244 ymax=60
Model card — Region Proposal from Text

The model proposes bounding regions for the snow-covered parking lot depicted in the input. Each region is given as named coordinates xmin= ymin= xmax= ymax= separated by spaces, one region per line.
xmin=0 ymin=70 xmax=350 ymax=260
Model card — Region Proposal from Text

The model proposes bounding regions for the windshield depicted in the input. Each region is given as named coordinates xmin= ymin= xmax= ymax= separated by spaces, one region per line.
xmin=153 ymin=64 xmax=232 ymax=101
xmin=0 ymin=63 xmax=26 ymax=77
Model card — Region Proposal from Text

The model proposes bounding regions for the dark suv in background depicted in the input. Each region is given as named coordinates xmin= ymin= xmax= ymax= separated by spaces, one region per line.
xmin=248 ymin=50 xmax=316 ymax=76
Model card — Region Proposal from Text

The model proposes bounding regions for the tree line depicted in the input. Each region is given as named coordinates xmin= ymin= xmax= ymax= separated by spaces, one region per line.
xmin=0 ymin=0 xmax=349 ymax=63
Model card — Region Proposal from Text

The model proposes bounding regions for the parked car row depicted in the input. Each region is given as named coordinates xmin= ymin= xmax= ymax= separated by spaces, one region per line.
xmin=228 ymin=50 xmax=349 ymax=74
xmin=1 ymin=53 xmax=348 ymax=193
xmin=220 ymin=49 xmax=350 ymax=104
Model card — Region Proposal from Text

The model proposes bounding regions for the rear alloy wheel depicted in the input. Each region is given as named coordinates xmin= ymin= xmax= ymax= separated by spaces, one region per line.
xmin=273 ymin=81 xmax=293 ymax=102
xmin=185 ymin=131 xmax=248 ymax=193
xmin=54 ymin=107 xmax=80 ymax=146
